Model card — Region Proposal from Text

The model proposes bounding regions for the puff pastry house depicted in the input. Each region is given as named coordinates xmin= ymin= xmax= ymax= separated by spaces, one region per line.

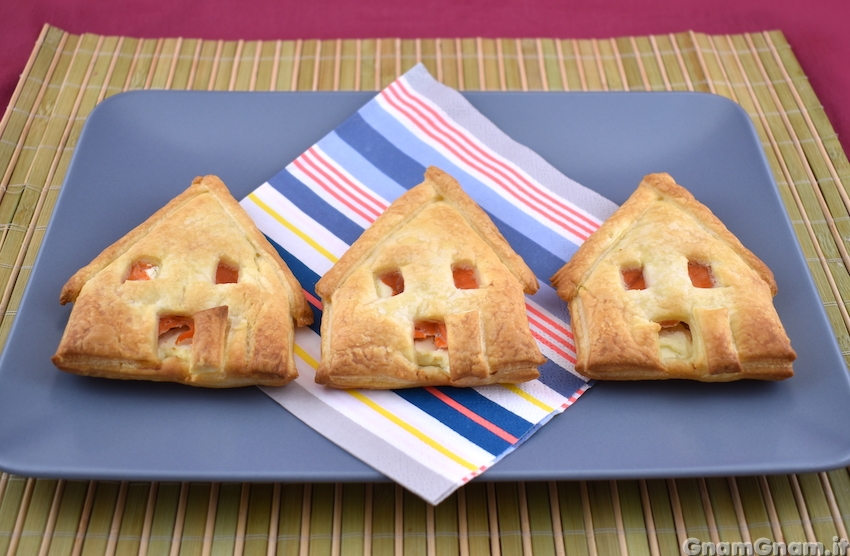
xmin=551 ymin=173 xmax=796 ymax=382
xmin=52 ymin=175 xmax=314 ymax=387
xmin=314 ymin=166 xmax=546 ymax=389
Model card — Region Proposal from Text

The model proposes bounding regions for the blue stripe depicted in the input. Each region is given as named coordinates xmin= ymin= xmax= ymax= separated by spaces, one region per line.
xmin=432 ymin=387 xmax=534 ymax=436
xmin=535 ymin=360 xmax=587 ymax=397
xmin=266 ymin=169 xmax=364 ymax=246
xmin=327 ymin=104 xmax=572 ymax=280
xmin=313 ymin=132 xmax=409 ymax=204
xmin=265 ymin=234 xmax=323 ymax=335
xmin=395 ymin=387 xmax=534 ymax=455
xmin=359 ymin=99 xmax=582 ymax=252
xmin=354 ymin=101 xmax=578 ymax=268
xmin=335 ymin=113 xmax=427 ymax=188
xmin=487 ymin=212 xmax=571 ymax=282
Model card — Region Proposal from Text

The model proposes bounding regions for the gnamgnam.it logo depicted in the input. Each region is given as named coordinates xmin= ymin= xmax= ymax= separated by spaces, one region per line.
xmin=682 ymin=536 xmax=850 ymax=556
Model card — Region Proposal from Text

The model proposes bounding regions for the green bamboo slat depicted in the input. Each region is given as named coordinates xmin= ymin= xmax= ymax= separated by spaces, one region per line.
xmin=338 ymin=484 xmax=366 ymax=556
xmin=457 ymin=37 xmax=475 ymax=91
xmin=671 ymin=478 xmax=711 ymax=546
xmin=273 ymin=483 xmax=304 ymax=556
xmin=369 ymin=483 xmax=395 ymax=555
xmin=552 ymin=481 xmax=586 ymax=555
xmin=490 ymin=483 xmax=522 ymax=555
xmin=433 ymin=490 xmax=459 ymax=556
xmin=524 ymin=482 xmax=557 ymax=556
xmin=461 ymin=482 xmax=491 ymax=555
xmin=400 ymin=486 xmax=427 ymax=555
xmin=796 ymin=473 xmax=840 ymax=545
xmin=303 ymin=483 xmax=332 ymax=555
xmin=475 ymin=39 xmax=501 ymax=92
xmin=825 ymin=469 xmax=850 ymax=536
xmin=701 ymin=478 xmax=744 ymax=543
xmin=583 ymin=481 xmax=619 ymax=556
xmin=728 ymin=477 xmax=769 ymax=542
xmin=237 ymin=483 xmax=271 ymax=555
xmin=616 ymin=480 xmax=652 ymax=556
xmin=142 ymin=483 xmax=179 ymax=555
xmin=70 ymin=481 xmax=119 ymax=555
xmin=110 ymin=482 xmax=152 ymax=556
xmin=13 ymin=479 xmax=59 ymax=556
xmin=641 ymin=480 xmax=680 ymax=556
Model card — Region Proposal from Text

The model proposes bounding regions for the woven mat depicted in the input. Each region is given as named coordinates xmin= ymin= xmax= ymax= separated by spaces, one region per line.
xmin=1 ymin=24 xmax=849 ymax=555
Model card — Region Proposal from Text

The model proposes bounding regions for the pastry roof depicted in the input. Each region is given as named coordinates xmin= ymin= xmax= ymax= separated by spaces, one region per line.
xmin=552 ymin=172 xmax=777 ymax=300
xmin=316 ymin=166 xmax=538 ymax=298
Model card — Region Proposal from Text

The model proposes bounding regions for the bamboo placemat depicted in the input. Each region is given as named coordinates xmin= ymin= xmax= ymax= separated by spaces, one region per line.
xmin=1 ymin=24 xmax=849 ymax=556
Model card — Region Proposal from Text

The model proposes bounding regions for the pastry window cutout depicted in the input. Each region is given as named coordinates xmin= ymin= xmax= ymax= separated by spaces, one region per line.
xmin=451 ymin=263 xmax=479 ymax=289
xmin=621 ymin=267 xmax=646 ymax=290
xmin=125 ymin=260 xmax=159 ymax=281
xmin=52 ymin=175 xmax=313 ymax=388
xmin=159 ymin=315 xmax=194 ymax=346
xmin=551 ymin=172 xmax=796 ymax=381
xmin=376 ymin=270 xmax=404 ymax=297
xmin=657 ymin=320 xmax=692 ymax=361
xmin=215 ymin=260 xmax=239 ymax=284
xmin=413 ymin=320 xmax=450 ymax=369
xmin=413 ymin=320 xmax=448 ymax=350
xmin=687 ymin=261 xmax=715 ymax=288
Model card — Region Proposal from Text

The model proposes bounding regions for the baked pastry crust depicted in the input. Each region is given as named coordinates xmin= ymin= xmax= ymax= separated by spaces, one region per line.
xmin=551 ymin=173 xmax=796 ymax=381
xmin=52 ymin=175 xmax=313 ymax=387
xmin=315 ymin=166 xmax=545 ymax=389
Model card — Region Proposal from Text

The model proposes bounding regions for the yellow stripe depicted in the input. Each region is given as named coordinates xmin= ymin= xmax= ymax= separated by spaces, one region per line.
xmin=347 ymin=390 xmax=479 ymax=472
xmin=296 ymin=344 xmax=477 ymax=471
xmin=294 ymin=344 xmax=319 ymax=369
xmin=247 ymin=192 xmax=339 ymax=263
xmin=502 ymin=384 xmax=555 ymax=412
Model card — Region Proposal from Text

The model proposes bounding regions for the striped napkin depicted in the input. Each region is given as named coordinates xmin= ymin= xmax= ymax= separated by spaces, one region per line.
xmin=240 ymin=64 xmax=618 ymax=505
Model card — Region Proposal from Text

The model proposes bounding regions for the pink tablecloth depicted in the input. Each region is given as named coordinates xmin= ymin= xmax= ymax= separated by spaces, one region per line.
xmin=2 ymin=0 xmax=849 ymax=164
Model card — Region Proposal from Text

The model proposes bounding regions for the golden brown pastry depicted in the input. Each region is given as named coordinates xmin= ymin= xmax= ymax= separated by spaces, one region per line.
xmin=551 ymin=173 xmax=795 ymax=381
xmin=315 ymin=166 xmax=546 ymax=389
xmin=52 ymin=175 xmax=313 ymax=387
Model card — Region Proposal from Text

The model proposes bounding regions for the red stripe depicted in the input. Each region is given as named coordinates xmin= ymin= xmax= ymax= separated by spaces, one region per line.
xmin=303 ymin=148 xmax=387 ymax=218
xmin=292 ymin=155 xmax=377 ymax=224
xmin=381 ymin=85 xmax=593 ymax=240
xmin=393 ymin=79 xmax=600 ymax=234
xmin=529 ymin=318 xmax=577 ymax=364
xmin=302 ymin=289 xmax=322 ymax=310
xmin=425 ymin=387 xmax=519 ymax=444
xmin=385 ymin=80 xmax=600 ymax=239
xmin=381 ymin=86 xmax=575 ymax=232
xmin=526 ymin=303 xmax=574 ymax=342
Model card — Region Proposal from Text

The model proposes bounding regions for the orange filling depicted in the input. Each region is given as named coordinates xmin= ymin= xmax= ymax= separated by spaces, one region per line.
xmin=622 ymin=268 xmax=646 ymax=290
xmin=413 ymin=320 xmax=448 ymax=349
xmin=452 ymin=266 xmax=478 ymax=289
xmin=379 ymin=270 xmax=405 ymax=296
xmin=688 ymin=262 xmax=714 ymax=288
xmin=127 ymin=261 xmax=154 ymax=281
xmin=216 ymin=262 xmax=239 ymax=284
xmin=158 ymin=316 xmax=194 ymax=344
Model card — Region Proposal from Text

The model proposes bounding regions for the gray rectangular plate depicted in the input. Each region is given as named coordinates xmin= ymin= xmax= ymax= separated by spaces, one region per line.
xmin=1 ymin=90 xmax=849 ymax=483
